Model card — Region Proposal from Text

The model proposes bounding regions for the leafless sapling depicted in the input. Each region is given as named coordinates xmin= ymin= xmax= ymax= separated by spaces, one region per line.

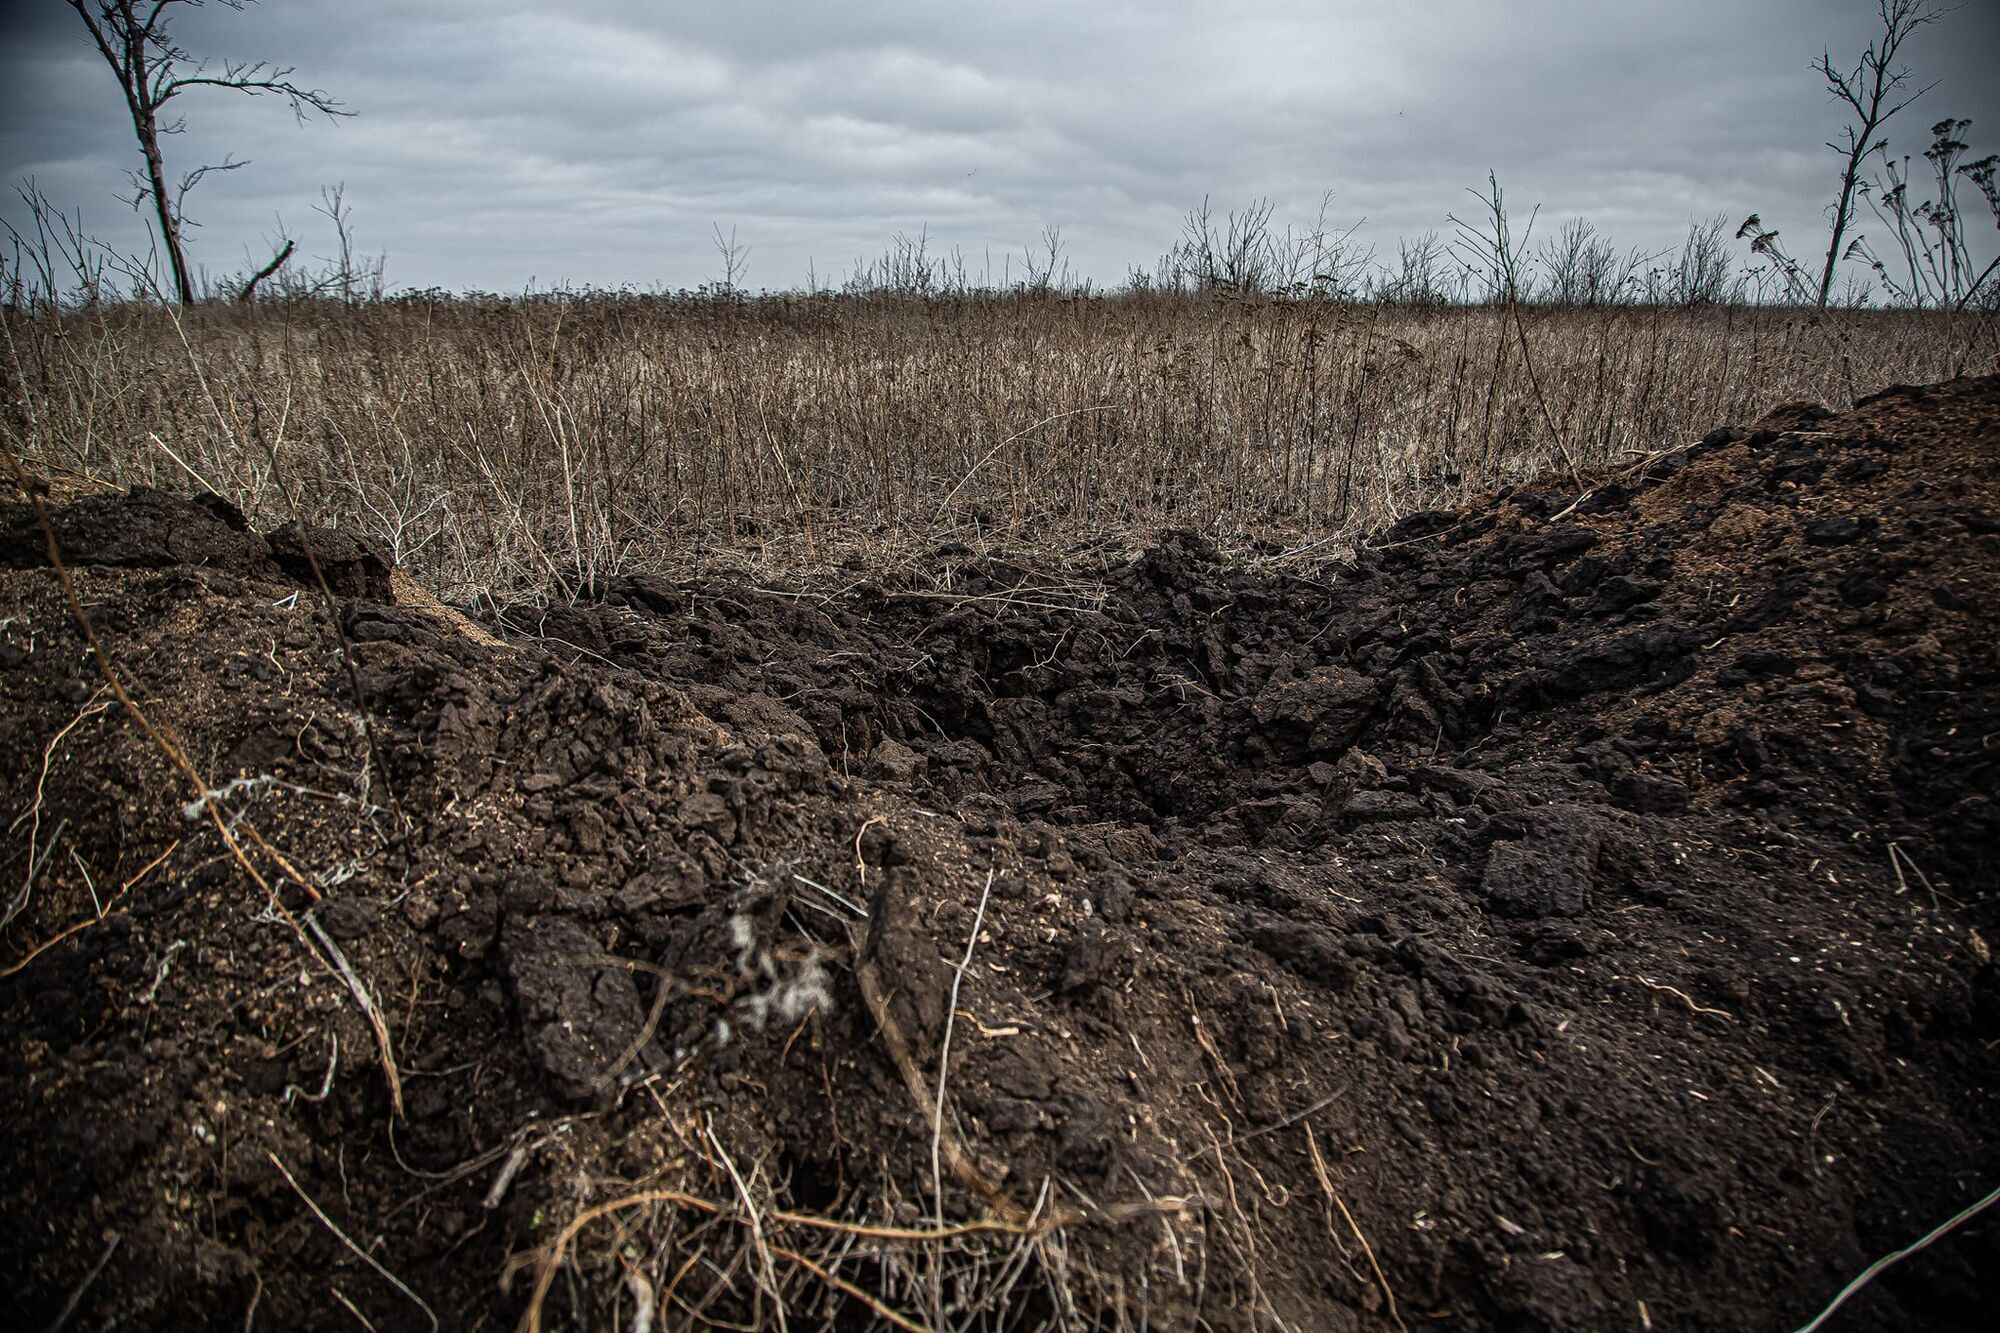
xmin=63 ymin=0 xmax=347 ymax=304
xmin=1805 ymin=0 xmax=1944 ymax=309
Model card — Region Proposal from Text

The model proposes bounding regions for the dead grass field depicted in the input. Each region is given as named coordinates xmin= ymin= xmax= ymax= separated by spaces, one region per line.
xmin=6 ymin=293 xmax=1994 ymax=598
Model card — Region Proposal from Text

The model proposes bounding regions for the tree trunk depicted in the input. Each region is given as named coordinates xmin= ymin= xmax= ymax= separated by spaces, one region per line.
xmin=134 ymin=100 xmax=194 ymax=305
xmin=1816 ymin=146 xmax=1867 ymax=311
xmin=114 ymin=7 xmax=192 ymax=306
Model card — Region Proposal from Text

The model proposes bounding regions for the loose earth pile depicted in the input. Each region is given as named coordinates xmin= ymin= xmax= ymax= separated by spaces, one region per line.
xmin=2 ymin=376 xmax=1996 ymax=1331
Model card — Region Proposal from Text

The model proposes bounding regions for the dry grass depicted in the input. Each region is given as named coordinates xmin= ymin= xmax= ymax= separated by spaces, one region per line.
xmin=4 ymin=291 xmax=1995 ymax=599
xmin=499 ymin=1096 xmax=1191 ymax=1333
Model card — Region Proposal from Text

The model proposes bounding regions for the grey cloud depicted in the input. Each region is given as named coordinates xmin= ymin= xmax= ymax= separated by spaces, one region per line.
xmin=2 ymin=0 xmax=1994 ymax=293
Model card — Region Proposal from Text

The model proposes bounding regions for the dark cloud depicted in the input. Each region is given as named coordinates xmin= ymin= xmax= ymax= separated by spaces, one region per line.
xmin=3 ymin=0 xmax=1995 ymax=293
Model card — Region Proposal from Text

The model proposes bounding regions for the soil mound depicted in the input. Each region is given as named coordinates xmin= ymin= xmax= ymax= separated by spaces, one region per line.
xmin=3 ymin=377 xmax=1998 ymax=1331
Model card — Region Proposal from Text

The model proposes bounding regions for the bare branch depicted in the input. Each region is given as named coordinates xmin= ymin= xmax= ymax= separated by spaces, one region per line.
xmin=236 ymin=236 xmax=295 ymax=303
xmin=163 ymin=64 xmax=350 ymax=121
xmin=58 ymin=0 xmax=348 ymax=303
xmin=174 ymin=154 xmax=247 ymax=221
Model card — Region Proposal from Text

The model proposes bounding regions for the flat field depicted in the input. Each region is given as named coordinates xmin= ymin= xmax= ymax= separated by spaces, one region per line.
xmin=8 ymin=294 xmax=1992 ymax=589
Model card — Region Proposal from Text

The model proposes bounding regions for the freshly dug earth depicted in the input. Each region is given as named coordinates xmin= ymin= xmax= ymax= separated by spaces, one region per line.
xmin=3 ymin=376 xmax=1997 ymax=1332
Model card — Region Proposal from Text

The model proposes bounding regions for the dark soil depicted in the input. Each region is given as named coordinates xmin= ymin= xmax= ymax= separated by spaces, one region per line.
xmin=3 ymin=376 xmax=1998 ymax=1332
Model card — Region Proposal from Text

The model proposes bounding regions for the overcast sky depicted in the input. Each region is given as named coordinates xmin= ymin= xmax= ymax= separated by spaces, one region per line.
xmin=3 ymin=0 xmax=1996 ymax=294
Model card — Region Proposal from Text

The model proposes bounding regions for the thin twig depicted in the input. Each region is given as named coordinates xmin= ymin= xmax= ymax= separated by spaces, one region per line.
xmin=852 ymin=815 xmax=886 ymax=893
xmin=4 ymin=816 xmax=68 ymax=935
xmin=621 ymin=1264 xmax=656 ymax=1333
xmin=792 ymin=873 xmax=866 ymax=919
xmin=329 ymin=1287 xmax=378 ymax=1332
xmin=1 ymin=839 xmax=179 ymax=979
xmin=1636 ymin=976 xmax=1734 ymax=1020
xmin=12 ymin=691 xmax=107 ymax=869
xmin=933 ymin=868 xmax=996 ymax=1228
xmin=1187 ymin=1088 xmax=1348 ymax=1163
xmin=1793 ymin=1180 xmax=2000 ymax=1333
xmin=706 ymin=1123 xmax=790 ymax=1333
xmin=303 ymin=913 xmax=405 ymax=1118
xmin=855 ymin=947 xmax=1031 ymax=1225
xmin=43 ymin=1230 xmax=119 ymax=1333
xmin=1306 ymin=1126 xmax=1407 ymax=1333
xmin=768 ymin=1244 xmax=931 ymax=1333
xmin=266 ymin=1152 xmax=438 ymax=1333
xmin=928 ymin=867 xmax=995 ymax=1328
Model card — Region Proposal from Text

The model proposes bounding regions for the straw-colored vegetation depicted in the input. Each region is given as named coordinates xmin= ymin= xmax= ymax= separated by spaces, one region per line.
xmin=5 ymin=291 xmax=1993 ymax=601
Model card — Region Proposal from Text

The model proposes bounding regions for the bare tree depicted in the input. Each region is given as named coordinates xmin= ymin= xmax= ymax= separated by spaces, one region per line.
xmin=64 ymin=0 xmax=346 ymax=304
xmin=1648 ymin=214 xmax=1737 ymax=306
xmin=1158 ymin=197 xmax=1289 ymax=294
xmin=311 ymin=184 xmax=384 ymax=303
xmin=1537 ymin=219 xmax=1607 ymax=307
xmin=1375 ymin=230 xmax=1457 ymax=305
xmin=711 ymin=223 xmax=750 ymax=297
xmin=1021 ymin=224 xmax=1069 ymax=292
xmin=1534 ymin=219 xmax=1655 ymax=307
xmin=1807 ymin=0 xmax=1944 ymax=309
xmin=1448 ymin=174 xmax=1575 ymax=478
